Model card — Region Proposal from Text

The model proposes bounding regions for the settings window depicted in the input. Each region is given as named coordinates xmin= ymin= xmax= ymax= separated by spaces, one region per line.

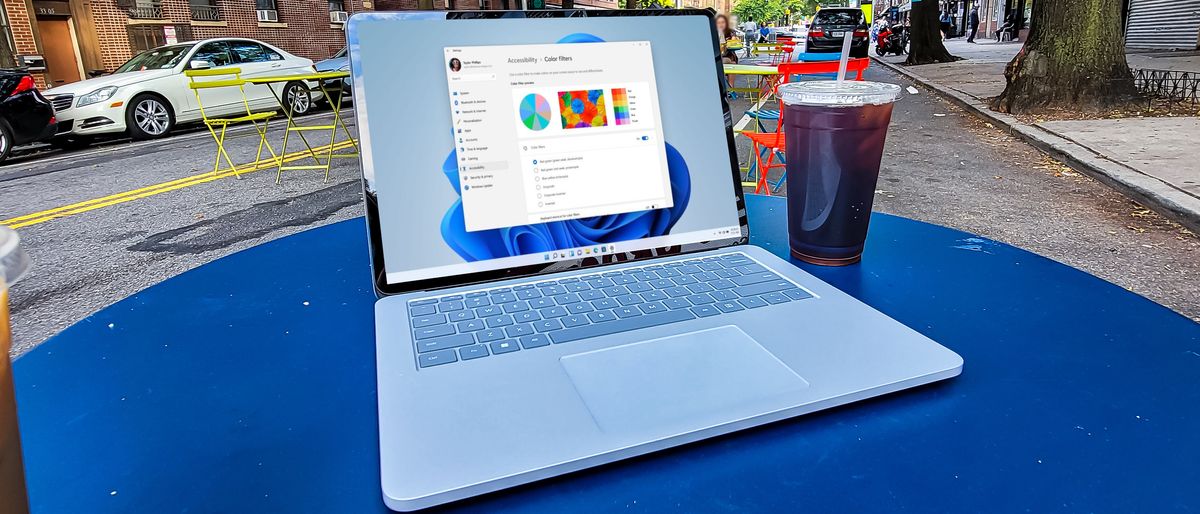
xmin=445 ymin=41 xmax=673 ymax=232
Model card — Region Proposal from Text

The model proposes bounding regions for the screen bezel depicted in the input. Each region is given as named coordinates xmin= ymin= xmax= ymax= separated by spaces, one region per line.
xmin=350 ymin=9 xmax=751 ymax=296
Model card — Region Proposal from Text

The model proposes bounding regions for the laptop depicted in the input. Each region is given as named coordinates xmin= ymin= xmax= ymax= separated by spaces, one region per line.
xmin=347 ymin=10 xmax=962 ymax=511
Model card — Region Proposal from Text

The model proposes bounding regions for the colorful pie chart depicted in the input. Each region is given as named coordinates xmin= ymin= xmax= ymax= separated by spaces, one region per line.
xmin=519 ymin=93 xmax=552 ymax=131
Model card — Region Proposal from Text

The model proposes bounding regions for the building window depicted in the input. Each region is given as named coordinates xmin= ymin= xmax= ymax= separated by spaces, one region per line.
xmin=255 ymin=0 xmax=279 ymax=21
xmin=0 ymin=2 xmax=16 ymax=68
xmin=329 ymin=0 xmax=345 ymax=10
xmin=190 ymin=0 xmax=220 ymax=21
xmin=117 ymin=0 xmax=165 ymax=20
xmin=128 ymin=24 xmax=194 ymax=53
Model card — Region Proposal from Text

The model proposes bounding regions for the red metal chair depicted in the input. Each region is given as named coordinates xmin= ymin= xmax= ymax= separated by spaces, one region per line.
xmin=741 ymin=58 xmax=869 ymax=195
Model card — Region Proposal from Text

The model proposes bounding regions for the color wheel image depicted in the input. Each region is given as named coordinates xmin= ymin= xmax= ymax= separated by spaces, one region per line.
xmin=519 ymin=93 xmax=552 ymax=131
xmin=558 ymin=89 xmax=607 ymax=129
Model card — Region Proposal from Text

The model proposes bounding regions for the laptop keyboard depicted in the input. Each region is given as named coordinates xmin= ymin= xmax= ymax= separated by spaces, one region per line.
xmin=408 ymin=252 xmax=813 ymax=368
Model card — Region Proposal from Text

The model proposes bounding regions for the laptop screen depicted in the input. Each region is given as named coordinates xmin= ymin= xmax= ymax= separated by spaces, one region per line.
xmin=348 ymin=12 xmax=746 ymax=293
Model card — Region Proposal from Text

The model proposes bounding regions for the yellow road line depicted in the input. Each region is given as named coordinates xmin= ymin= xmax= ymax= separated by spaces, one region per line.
xmin=3 ymin=140 xmax=357 ymax=230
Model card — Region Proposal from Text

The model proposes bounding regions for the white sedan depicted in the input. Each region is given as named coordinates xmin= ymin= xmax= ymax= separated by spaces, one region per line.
xmin=44 ymin=38 xmax=320 ymax=142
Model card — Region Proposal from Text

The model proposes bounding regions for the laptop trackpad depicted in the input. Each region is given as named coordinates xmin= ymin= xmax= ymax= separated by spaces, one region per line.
xmin=560 ymin=326 xmax=809 ymax=434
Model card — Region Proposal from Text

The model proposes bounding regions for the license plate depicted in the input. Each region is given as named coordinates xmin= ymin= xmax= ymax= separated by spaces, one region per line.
xmin=832 ymin=31 xmax=846 ymax=37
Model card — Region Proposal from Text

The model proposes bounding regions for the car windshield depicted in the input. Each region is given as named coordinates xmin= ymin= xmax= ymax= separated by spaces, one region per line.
xmin=814 ymin=10 xmax=863 ymax=26
xmin=114 ymin=44 xmax=196 ymax=73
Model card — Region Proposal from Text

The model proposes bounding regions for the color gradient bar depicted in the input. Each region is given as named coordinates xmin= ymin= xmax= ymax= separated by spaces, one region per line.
xmin=611 ymin=88 xmax=631 ymax=126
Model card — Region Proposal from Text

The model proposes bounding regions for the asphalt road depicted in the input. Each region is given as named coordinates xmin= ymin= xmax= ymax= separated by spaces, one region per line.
xmin=3 ymin=66 xmax=1197 ymax=356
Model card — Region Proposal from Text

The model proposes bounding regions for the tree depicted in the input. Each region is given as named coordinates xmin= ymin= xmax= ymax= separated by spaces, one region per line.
xmin=905 ymin=0 xmax=959 ymax=64
xmin=732 ymin=0 xmax=787 ymax=25
xmin=991 ymin=0 xmax=1136 ymax=114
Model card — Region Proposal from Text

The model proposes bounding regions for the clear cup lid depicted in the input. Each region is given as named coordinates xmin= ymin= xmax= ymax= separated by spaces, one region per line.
xmin=778 ymin=80 xmax=902 ymax=107
xmin=0 ymin=226 xmax=29 ymax=286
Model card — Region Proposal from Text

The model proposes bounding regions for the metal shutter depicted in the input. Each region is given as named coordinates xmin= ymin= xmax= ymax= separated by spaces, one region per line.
xmin=1125 ymin=0 xmax=1200 ymax=50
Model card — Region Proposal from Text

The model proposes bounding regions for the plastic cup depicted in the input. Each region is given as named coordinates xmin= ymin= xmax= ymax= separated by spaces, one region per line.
xmin=1 ymin=226 xmax=30 ymax=514
xmin=779 ymin=80 xmax=901 ymax=265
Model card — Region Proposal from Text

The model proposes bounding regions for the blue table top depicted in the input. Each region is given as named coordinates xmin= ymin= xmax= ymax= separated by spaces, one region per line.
xmin=14 ymin=195 xmax=1200 ymax=513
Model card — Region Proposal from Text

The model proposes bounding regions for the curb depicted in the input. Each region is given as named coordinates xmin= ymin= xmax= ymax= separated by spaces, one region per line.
xmin=871 ymin=56 xmax=1200 ymax=235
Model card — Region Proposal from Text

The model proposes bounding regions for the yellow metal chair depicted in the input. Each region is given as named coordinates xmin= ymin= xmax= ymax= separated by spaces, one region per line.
xmin=185 ymin=67 xmax=279 ymax=178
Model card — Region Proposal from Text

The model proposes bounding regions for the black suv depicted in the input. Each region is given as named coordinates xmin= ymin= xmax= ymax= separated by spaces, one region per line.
xmin=806 ymin=8 xmax=869 ymax=58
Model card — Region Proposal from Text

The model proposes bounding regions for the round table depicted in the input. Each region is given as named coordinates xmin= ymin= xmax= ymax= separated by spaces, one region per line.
xmin=14 ymin=195 xmax=1200 ymax=513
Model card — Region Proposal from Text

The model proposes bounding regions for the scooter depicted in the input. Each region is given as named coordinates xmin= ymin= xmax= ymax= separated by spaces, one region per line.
xmin=875 ymin=25 xmax=908 ymax=56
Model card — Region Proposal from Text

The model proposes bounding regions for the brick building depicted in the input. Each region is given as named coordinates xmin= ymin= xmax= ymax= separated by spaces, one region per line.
xmin=0 ymin=0 xmax=615 ymax=88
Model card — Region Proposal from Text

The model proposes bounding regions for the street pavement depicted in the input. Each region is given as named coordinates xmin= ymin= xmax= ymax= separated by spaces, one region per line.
xmin=3 ymin=64 xmax=1198 ymax=356
xmin=875 ymin=40 xmax=1200 ymax=233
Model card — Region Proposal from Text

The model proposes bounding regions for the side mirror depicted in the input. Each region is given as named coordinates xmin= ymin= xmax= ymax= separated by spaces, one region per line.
xmin=189 ymin=60 xmax=213 ymax=70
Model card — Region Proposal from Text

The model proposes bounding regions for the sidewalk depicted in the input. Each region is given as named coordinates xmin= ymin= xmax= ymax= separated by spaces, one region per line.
xmin=873 ymin=40 xmax=1200 ymax=234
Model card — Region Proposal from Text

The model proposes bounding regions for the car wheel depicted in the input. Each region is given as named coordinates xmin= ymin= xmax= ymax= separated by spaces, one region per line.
xmin=284 ymin=81 xmax=313 ymax=117
xmin=126 ymin=94 xmax=174 ymax=140
xmin=0 ymin=122 xmax=12 ymax=163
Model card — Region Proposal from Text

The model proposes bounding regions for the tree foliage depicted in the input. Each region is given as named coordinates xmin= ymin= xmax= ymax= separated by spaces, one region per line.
xmin=905 ymin=0 xmax=959 ymax=65
xmin=991 ymin=0 xmax=1136 ymax=113
xmin=731 ymin=0 xmax=819 ymax=24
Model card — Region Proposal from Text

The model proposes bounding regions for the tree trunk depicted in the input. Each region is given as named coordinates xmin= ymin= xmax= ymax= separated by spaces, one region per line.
xmin=905 ymin=0 xmax=960 ymax=65
xmin=991 ymin=0 xmax=1137 ymax=114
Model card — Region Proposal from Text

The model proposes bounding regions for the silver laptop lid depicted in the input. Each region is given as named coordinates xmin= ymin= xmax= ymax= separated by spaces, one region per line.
xmin=348 ymin=10 xmax=748 ymax=295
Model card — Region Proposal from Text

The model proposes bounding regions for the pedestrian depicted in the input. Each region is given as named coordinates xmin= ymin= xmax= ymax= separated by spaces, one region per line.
xmin=967 ymin=6 xmax=980 ymax=43
xmin=759 ymin=24 xmax=770 ymax=43
xmin=716 ymin=13 xmax=738 ymax=91
xmin=996 ymin=10 xmax=1018 ymax=42
xmin=939 ymin=11 xmax=952 ymax=40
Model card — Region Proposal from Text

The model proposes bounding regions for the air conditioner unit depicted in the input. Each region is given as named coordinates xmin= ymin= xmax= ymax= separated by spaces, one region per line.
xmin=256 ymin=9 xmax=278 ymax=22
xmin=330 ymin=10 xmax=348 ymax=23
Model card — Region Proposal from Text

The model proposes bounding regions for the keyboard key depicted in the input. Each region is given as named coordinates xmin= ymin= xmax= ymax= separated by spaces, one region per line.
xmin=611 ymin=275 xmax=637 ymax=285
xmin=639 ymin=301 xmax=667 ymax=314
xmin=485 ymin=315 xmax=514 ymax=328
xmin=657 ymin=269 xmax=682 ymax=278
xmin=631 ymin=272 xmax=657 ymax=282
xmin=409 ymin=304 xmax=437 ymax=316
xmin=519 ymin=334 xmax=552 ymax=349
xmin=459 ymin=345 xmax=489 ymax=361
xmin=565 ymin=282 xmax=590 ymax=292
xmin=587 ymin=278 xmax=615 ymax=288
xmin=663 ymin=298 xmax=692 ymax=310
xmin=738 ymin=296 xmax=769 ymax=309
xmin=626 ymin=282 xmax=652 ymax=293
xmin=490 ymin=340 xmax=520 ymax=355
xmin=566 ymin=302 xmax=594 ymax=314
xmin=514 ymin=311 xmax=541 ymax=323
xmin=694 ymin=271 xmax=719 ymax=282
xmin=711 ymin=290 xmax=738 ymax=301
xmin=679 ymin=265 xmax=703 ymax=274
xmin=438 ymin=301 xmax=465 ymax=312
xmin=672 ymin=275 xmax=699 ymax=286
xmin=413 ymin=324 xmax=455 ymax=340
xmin=478 ymin=305 xmax=503 ymax=317
xmin=690 ymin=305 xmax=720 ymax=317
xmin=697 ymin=262 xmax=722 ymax=271
xmin=641 ymin=291 xmax=668 ymax=302
xmin=442 ymin=294 xmax=464 ymax=301
xmin=664 ymin=286 xmax=691 ymax=298
xmin=562 ymin=315 xmax=590 ymax=328
xmin=529 ymin=297 xmax=554 ymax=309
xmin=554 ymin=293 xmax=582 ymax=305
xmin=513 ymin=284 xmax=534 ymax=290
xmin=540 ymin=306 xmax=569 ymax=318
xmin=541 ymin=285 xmax=567 ymax=296
xmin=686 ymin=283 xmax=715 ymax=294
xmin=649 ymin=279 xmax=674 ymax=289
xmin=516 ymin=289 xmax=542 ymax=300
xmin=457 ymin=319 xmax=486 ymax=332
xmin=734 ymin=280 xmax=796 ymax=297
xmin=550 ymin=309 xmax=697 ymax=344
xmin=602 ymin=285 xmax=630 ymax=297
xmin=415 ymin=333 xmax=474 ymax=353
xmin=592 ymin=298 xmax=619 ymax=310
xmin=614 ymin=294 xmax=639 ymax=306
xmin=686 ymin=293 xmax=715 ymax=305
xmin=588 ymin=310 xmax=617 ymax=323
xmin=784 ymin=289 xmax=813 ymax=300
xmin=418 ymin=349 xmax=458 ymax=368
xmin=559 ymin=277 xmax=580 ymax=283
xmin=411 ymin=298 xmax=438 ymax=306
xmin=579 ymin=290 xmax=605 ymax=301
xmin=762 ymin=292 xmax=792 ymax=304
xmin=709 ymin=279 xmax=737 ymax=290
xmin=412 ymin=314 xmax=447 ymax=328
xmin=733 ymin=264 xmax=767 ymax=275
xmin=493 ymin=287 xmax=513 ymax=293
xmin=491 ymin=292 xmax=517 ymax=303
xmin=502 ymin=301 xmax=530 ymax=313
xmin=465 ymin=297 xmax=491 ymax=308
xmin=731 ymin=272 xmax=780 ymax=287
xmin=713 ymin=269 xmax=738 ymax=278
xmin=534 ymin=319 xmax=564 ymax=332
xmin=614 ymin=306 xmax=641 ymax=318
xmin=477 ymin=328 xmax=505 ymax=343
xmin=505 ymin=324 xmax=535 ymax=338
xmin=536 ymin=281 xmax=556 ymax=287
xmin=448 ymin=310 xmax=474 ymax=322
xmin=716 ymin=301 xmax=745 ymax=313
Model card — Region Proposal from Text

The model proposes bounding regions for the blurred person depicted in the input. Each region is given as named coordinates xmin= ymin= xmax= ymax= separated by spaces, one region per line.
xmin=967 ymin=6 xmax=980 ymax=43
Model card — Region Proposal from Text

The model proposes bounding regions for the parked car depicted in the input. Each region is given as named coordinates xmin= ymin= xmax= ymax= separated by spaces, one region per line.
xmin=314 ymin=46 xmax=352 ymax=104
xmin=806 ymin=8 xmax=870 ymax=58
xmin=44 ymin=38 xmax=320 ymax=143
xmin=0 ymin=69 xmax=57 ymax=162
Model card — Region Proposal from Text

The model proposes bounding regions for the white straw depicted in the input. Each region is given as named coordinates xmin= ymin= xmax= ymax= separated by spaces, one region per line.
xmin=837 ymin=32 xmax=853 ymax=82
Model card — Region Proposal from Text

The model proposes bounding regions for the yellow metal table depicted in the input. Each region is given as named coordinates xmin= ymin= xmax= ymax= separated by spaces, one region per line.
xmin=723 ymin=63 xmax=781 ymax=101
xmin=245 ymin=71 xmax=359 ymax=183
